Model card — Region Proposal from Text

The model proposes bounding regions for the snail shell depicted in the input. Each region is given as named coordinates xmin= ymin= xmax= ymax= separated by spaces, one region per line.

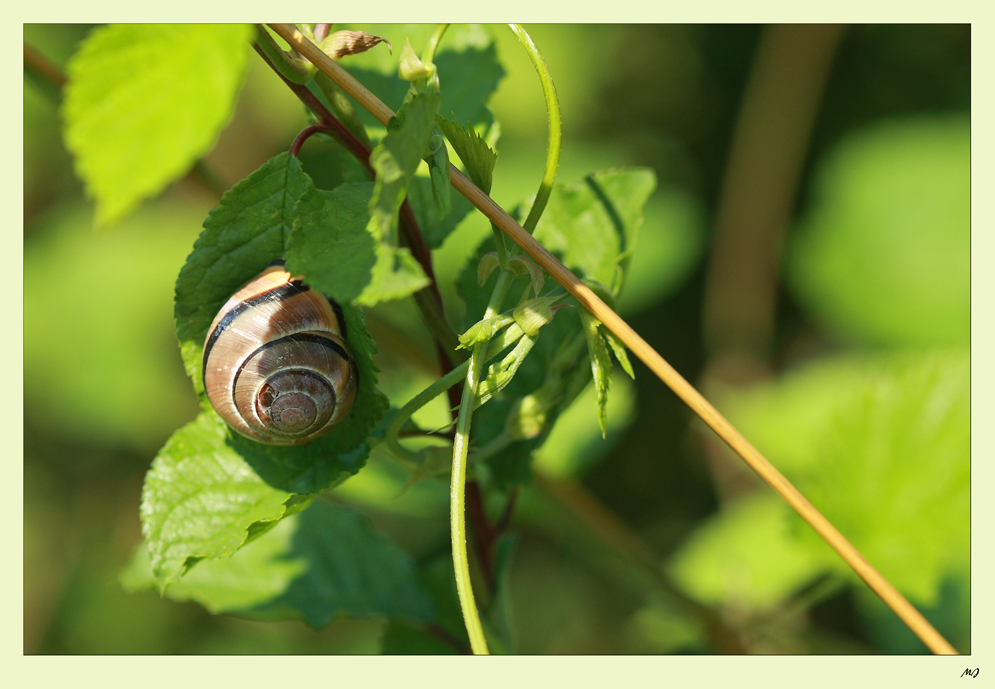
xmin=202 ymin=261 xmax=358 ymax=445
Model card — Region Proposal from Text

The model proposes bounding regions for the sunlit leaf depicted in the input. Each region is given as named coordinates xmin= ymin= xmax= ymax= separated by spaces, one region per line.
xmin=63 ymin=24 xmax=252 ymax=225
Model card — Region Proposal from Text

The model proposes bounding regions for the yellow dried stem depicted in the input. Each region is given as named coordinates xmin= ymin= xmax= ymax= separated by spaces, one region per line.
xmin=267 ymin=23 xmax=958 ymax=656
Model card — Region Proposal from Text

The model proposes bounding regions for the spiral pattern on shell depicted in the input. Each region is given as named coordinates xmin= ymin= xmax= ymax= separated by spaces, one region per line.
xmin=202 ymin=261 xmax=358 ymax=445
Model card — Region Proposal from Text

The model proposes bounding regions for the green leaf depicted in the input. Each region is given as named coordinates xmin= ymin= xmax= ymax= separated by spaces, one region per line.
xmin=723 ymin=350 xmax=970 ymax=605
xmin=122 ymin=518 xmax=306 ymax=613
xmin=603 ymin=328 xmax=635 ymax=379
xmin=437 ymin=116 xmax=497 ymax=194
xmin=787 ymin=116 xmax=969 ymax=347
xmin=434 ymin=41 xmax=505 ymax=127
xmin=459 ymin=313 xmax=515 ymax=349
xmin=63 ymin=24 xmax=252 ymax=225
xmin=453 ymin=169 xmax=655 ymax=487
xmin=172 ymin=151 xmax=390 ymax=491
xmin=288 ymin=180 xmax=429 ymax=307
xmin=405 ymin=174 xmax=474 ymax=249
xmin=344 ymin=25 xmax=503 ymax=130
xmin=397 ymin=38 xmax=435 ymax=82
xmin=506 ymin=255 xmax=545 ymax=297
xmin=175 ymin=152 xmax=310 ymax=392
xmin=533 ymin=168 xmax=656 ymax=290
xmin=128 ymin=501 xmax=436 ymax=627
xmin=140 ymin=413 xmax=314 ymax=589
xmin=359 ymin=245 xmax=431 ymax=306
xmin=579 ymin=310 xmax=612 ymax=437
xmin=287 ymin=182 xmax=378 ymax=304
xmin=476 ymin=334 xmax=538 ymax=409
xmin=513 ymin=295 xmax=564 ymax=337
xmin=669 ymin=493 xmax=827 ymax=612
xmin=368 ymin=92 xmax=443 ymax=243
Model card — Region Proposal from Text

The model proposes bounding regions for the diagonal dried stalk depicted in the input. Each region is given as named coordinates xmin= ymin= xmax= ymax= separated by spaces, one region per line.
xmin=267 ymin=23 xmax=958 ymax=656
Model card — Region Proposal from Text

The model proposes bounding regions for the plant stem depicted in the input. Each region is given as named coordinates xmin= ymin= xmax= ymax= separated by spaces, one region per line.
xmin=384 ymin=322 xmax=527 ymax=465
xmin=450 ymin=270 xmax=515 ymax=655
xmin=254 ymin=24 xmax=314 ymax=84
xmin=253 ymin=39 xmax=463 ymax=363
xmin=422 ymin=24 xmax=450 ymax=64
xmin=507 ymin=24 xmax=561 ymax=234
xmin=270 ymin=23 xmax=961 ymax=656
xmin=23 ymin=42 xmax=66 ymax=104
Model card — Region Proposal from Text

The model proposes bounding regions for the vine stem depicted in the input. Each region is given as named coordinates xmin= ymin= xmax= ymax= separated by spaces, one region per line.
xmin=451 ymin=270 xmax=514 ymax=655
xmin=268 ymin=23 xmax=959 ymax=656
xmin=508 ymin=24 xmax=560 ymax=234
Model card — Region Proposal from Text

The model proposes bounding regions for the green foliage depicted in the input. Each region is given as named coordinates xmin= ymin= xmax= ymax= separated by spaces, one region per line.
xmin=533 ymin=168 xmax=656 ymax=288
xmin=287 ymin=181 xmax=377 ymax=303
xmin=454 ymin=167 xmax=655 ymax=486
xmin=343 ymin=24 xmax=503 ymax=130
xmin=437 ymin=116 xmax=498 ymax=194
xmin=128 ymin=500 xmax=435 ymax=626
xmin=719 ymin=350 xmax=969 ymax=606
xmin=368 ymin=93 xmax=441 ymax=243
xmin=406 ymin=174 xmax=475 ymax=248
xmin=174 ymin=151 xmax=310 ymax=393
xmin=63 ymin=24 xmax=252 ymax=225
xmin=140 ymin=413 xmax=315 ymax=588
xmin=28 ymin=22 xmax=969 ymax=655
xmin=787 ymin=116 xmax=969 ymax=347
xmin=670 ymin=493 xmax=826 ymax=611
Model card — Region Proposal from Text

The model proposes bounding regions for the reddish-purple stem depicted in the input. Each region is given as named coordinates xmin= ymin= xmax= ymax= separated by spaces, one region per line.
xmin=254 ymin=37 xmax=514 ymax=591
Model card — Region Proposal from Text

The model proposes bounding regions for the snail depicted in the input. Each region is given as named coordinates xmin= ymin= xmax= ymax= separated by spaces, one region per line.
xmin=202 ymin=260 xmax=358 ymax=445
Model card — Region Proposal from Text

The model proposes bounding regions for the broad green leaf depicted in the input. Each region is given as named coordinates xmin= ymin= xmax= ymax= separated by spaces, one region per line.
xmin=787 ymin=116 xmax=969 ymax=347
xmin=532 ymin=168 xmax=656 ymax=289
xmin=437 ymin=116 xmax=497 ymax=194
xmin=792 ymin=351 xmax=969 ymax=604
xmin=140 ymin=413 xmax=314 ymax=589
xmin=358 ymin=245 xmax=431 ymax=306
xmin=723 ymin=350 xmax=969 ymax=606
xmin=248 ymin=500 xmax=435 ymax=627
xmin=368 ymin=92 xmax=443 ymax=243
xmin=127 ymin=501 xmax=436 ymax=627
xmin=171 ymin=151 xmax=390 ymax=490
xmin=343 ymin=25 xmax=502 ymax=130
xmin=434 ymin=40 xmax=505 ymax=127
xmin=405 ymin=174 xmax=475 ymax=249
xmin=175 ymin=152 xmax=310 ymax=393
xmin=669 ymin=493 xmax=827 ymax=611
xmin=63 ymin=24 xmax=252 ymax=225
xmin=288 ymin=180 xmax=429 ymax=307
xmin=122 ymin=518 xmax=305 ymax=613
xmin=287 ymin=182 xmax=378 ymax=304
xmin=382 ymin=555 xmax=470 ymax=653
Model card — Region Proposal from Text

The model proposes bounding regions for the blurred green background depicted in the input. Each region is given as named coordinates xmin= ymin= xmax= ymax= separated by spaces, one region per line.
xmin=24 ymin=24 xmax=970 ymax=654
